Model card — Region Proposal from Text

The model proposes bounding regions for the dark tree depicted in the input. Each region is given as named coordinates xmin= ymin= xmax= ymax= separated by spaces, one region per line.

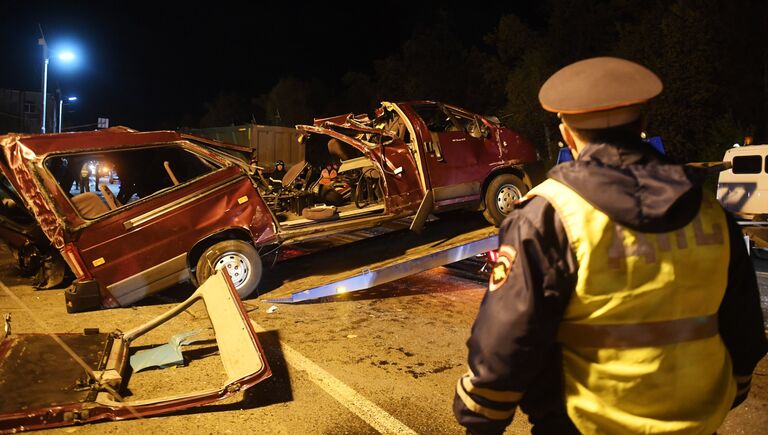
xmin=200 ymin=92 xmax=252 ymax=128
xmin=197 ymin=0 xmax=768 ymax=165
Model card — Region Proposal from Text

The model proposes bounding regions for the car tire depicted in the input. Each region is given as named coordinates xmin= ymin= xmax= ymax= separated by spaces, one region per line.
xmin=195 ymin=240 xmax=261 ymax=299
xmin=483 ymin=174 xmax=527 ymax=226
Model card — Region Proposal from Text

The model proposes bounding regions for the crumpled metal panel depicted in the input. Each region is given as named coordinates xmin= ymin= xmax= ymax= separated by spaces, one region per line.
xmin=0 ymin=271 xmax=271 ymax=433
xmin=0 ymin=135 xmax=66 ymax=249
xmin=295 ymin=124 xmax=424 ymax=215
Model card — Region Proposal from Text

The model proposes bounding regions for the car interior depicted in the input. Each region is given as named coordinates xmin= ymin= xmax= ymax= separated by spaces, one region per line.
xmin=44 ymin=144 xmax=221 ymax=219
xmin=41 ymin=139 xmax=387 ymax=226
xmin=259 ymin=133 xmax=385 ymax=227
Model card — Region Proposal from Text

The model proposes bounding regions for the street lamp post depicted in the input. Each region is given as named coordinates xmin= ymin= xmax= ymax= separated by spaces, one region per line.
xmin=58 ymin=96 xmax=77 ymax=133
xmin=38 ymin=25 xmax=76 ymax=134
xmin=38 ymin=34 xmax=49 ymax=134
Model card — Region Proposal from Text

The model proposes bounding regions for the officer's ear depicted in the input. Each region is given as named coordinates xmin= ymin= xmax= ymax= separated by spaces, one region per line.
xmin=559 ymin=122 xmax=580 ymax=157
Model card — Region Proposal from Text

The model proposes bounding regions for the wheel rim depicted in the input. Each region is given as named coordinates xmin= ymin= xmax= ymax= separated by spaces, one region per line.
xmin=214 ymin=252 xmax=250 ymax=289
xmin=496 ymin=184 xmax=521 ymax=214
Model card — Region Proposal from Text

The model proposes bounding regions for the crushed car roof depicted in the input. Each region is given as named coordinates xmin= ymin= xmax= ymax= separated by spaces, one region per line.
xmin=2 ymin=126 xmax=252 ymax=156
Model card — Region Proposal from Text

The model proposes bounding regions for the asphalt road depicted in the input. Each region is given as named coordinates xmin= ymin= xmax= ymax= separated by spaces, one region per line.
xmin=0 ymin=243 xmax=766 ymax=434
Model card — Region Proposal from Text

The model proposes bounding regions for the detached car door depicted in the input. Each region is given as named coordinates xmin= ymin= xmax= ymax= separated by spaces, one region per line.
xmin=0 ymin=272 xmax=271 ymax=433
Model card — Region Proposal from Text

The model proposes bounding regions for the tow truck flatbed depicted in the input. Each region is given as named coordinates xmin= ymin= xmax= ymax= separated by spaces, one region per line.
xmin=259 ymin=216 xmax=497 ymax=303
xmin=739 ymin=221 xmax=768 ymax=248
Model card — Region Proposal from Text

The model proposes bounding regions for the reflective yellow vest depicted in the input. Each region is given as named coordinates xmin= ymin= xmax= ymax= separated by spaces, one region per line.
xmin=530 ymin=179 xmax=737 ymax=435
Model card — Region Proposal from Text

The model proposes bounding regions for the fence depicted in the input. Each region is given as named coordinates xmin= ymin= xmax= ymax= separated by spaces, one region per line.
xmin=185 ymin=124 xmax=304 ymax=166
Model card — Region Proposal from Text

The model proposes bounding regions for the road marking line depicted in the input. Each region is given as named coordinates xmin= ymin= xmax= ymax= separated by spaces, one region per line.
xmin=250 ymin=320 xmax=417 ymax=435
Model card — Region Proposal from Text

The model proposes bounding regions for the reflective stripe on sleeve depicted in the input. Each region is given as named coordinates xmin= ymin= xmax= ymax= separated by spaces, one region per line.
xmin=461 ymin=376 xmax=523 ymax=403
xmin=455 ymin=377 xmax=517 ymax=421
xmin=558 ymin=314 xmax=718 ymax=348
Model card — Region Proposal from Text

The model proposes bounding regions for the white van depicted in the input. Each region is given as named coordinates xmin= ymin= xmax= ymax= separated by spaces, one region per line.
xmin=717 ymin=144 xmax=768 ymax=219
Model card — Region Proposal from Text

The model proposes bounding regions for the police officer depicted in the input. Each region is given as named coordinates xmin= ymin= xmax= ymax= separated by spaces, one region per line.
xmin=454 ymin=57 xmax=768 ymax=434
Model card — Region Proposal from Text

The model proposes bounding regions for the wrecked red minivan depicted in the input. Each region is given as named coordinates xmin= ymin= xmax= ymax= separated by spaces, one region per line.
xmin=0 ymin=101 xmax=540 ymax=312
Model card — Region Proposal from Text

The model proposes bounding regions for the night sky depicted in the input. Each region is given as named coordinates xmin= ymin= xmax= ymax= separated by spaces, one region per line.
xmin=0 ymin=1 xmax=537 ymax=131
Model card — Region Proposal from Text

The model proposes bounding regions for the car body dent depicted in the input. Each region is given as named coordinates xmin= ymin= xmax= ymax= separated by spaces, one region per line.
xmin=0 ymin=134 xmax=67 ymax=249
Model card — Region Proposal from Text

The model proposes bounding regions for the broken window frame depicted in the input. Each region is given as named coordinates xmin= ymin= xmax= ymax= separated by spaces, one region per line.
xmin=0 ymin=271 xmax=271 ymax=433
xmin=41 ymin=142 xmax=231 ymax=222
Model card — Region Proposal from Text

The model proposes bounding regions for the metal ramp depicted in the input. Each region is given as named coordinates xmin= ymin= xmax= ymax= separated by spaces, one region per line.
xmin=742 ymin=222 xmax=768 ymax=248
xmin=259 ymin=216 xmax=497 ymax=303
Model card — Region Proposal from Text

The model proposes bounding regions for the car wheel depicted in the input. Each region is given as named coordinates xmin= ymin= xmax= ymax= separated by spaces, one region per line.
xmin=195 ymin=240 xmax=262 ymax=299
xmin=483 ymin=174 xmax=527 ymax=226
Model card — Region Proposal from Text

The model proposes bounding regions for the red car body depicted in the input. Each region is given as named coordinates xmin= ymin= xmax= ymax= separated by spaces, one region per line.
xmin=0 ymin=101 xmax=540 ymax=312
xmin=305 ymin=101 xmax=540 ymax=216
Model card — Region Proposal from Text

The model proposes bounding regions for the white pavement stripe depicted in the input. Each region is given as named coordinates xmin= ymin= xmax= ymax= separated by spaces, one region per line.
xmin=250 ymin=320 xmax=417 ymax=435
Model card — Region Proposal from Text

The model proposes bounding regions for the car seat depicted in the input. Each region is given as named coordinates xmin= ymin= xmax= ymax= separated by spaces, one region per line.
xmin=71 ymin=192 xmax=109 ymax=218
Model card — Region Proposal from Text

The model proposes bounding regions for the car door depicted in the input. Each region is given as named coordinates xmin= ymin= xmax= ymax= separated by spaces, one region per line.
xmin=408 ymin=103 xmax=497 ymax=206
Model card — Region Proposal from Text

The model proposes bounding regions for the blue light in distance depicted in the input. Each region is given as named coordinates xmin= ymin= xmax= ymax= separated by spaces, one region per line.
xmin=50 ymin=39 xmax=83 ymax=71
xmin=58 ymin=51 xmax=76 ymax=62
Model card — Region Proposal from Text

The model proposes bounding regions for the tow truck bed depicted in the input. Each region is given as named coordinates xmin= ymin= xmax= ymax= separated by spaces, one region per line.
xmin=741 ymin=222 xmax=768 ymax=248
xmin=260 ymin=216 xmax=498 ymax=303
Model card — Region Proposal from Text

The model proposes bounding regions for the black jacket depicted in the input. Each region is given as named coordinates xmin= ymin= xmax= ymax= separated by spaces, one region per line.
xmin=454 ymin=139 xmax=768 ymax=434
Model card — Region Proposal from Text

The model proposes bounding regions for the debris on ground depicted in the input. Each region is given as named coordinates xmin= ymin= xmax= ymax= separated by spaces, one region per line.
xmin=130 ymin=329 xmax=202 ymax=372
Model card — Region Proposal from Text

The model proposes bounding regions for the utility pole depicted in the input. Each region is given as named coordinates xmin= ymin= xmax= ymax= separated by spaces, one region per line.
xmin=38 ymin=24 xmax=48 ymax=134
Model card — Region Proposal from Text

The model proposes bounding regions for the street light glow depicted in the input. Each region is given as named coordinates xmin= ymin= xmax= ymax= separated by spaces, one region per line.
xmin=58 ymin=51 xmax=75 ymax=62
xmin=39 ymin=32 xmax=83 ymax=133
